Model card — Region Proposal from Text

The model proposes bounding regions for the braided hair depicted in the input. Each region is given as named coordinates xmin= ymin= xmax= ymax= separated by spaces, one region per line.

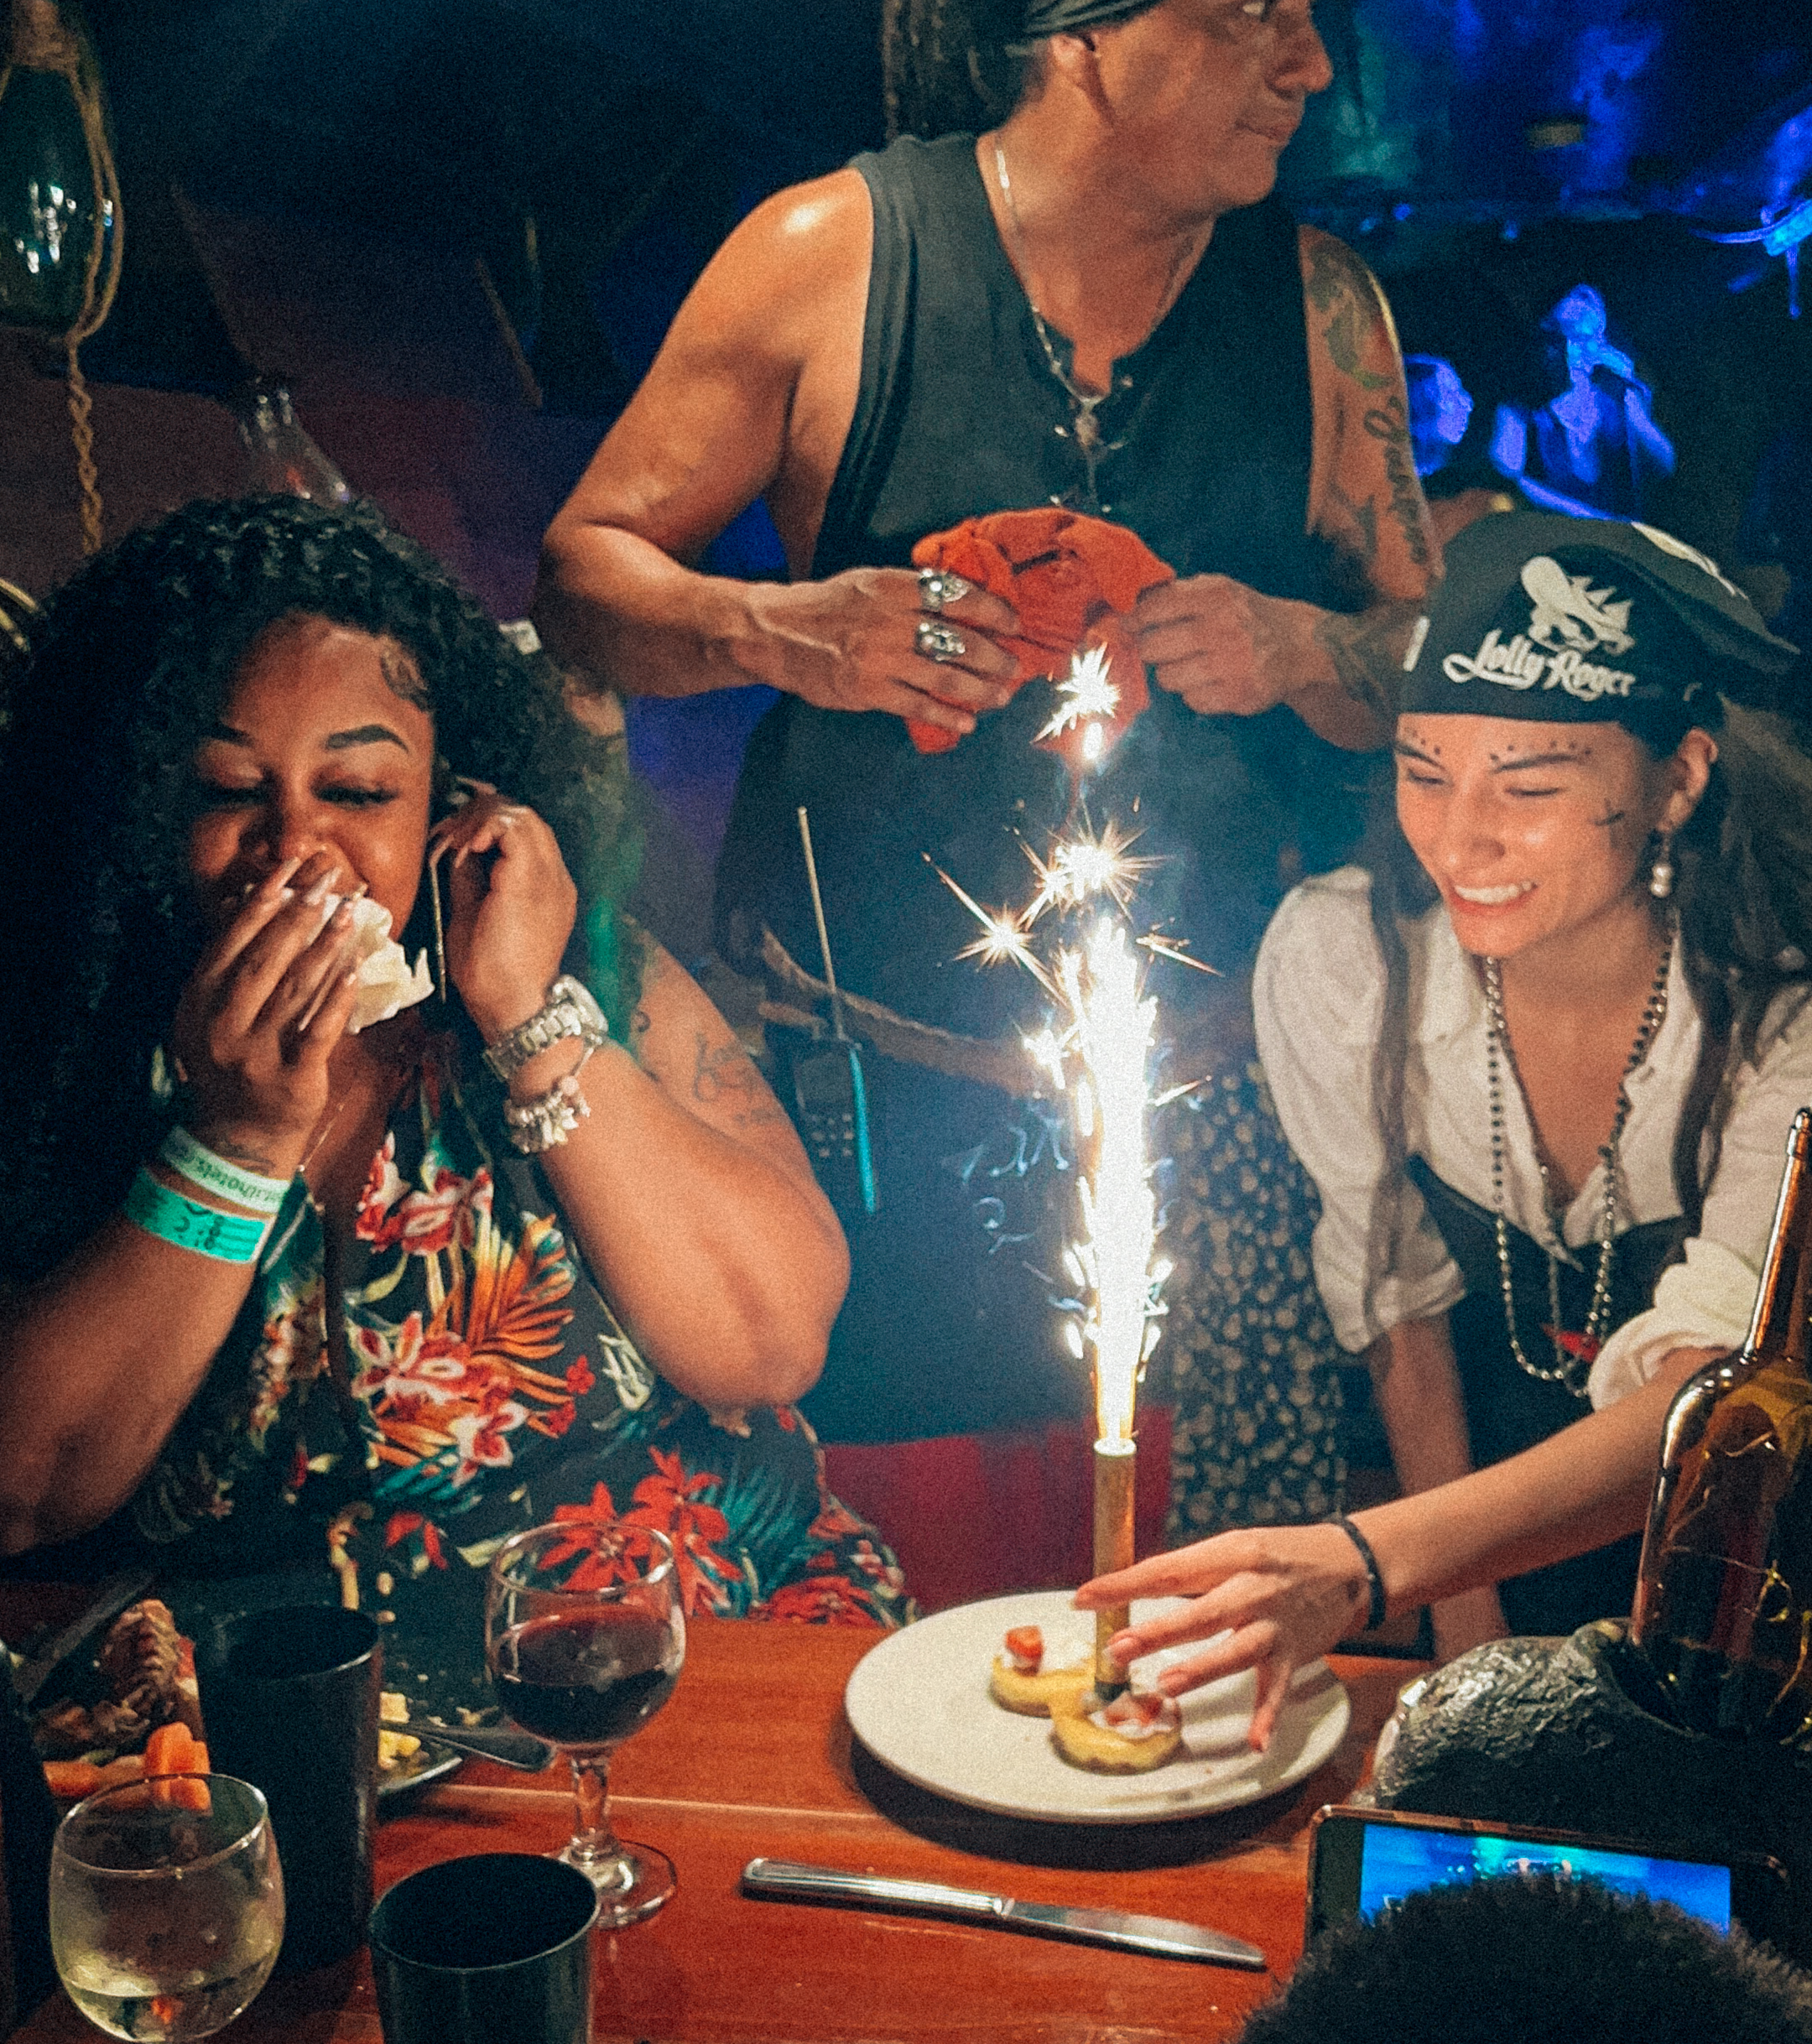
xmin=0 ymin=495 xmax=643 ymax=1287
xmin=882 ymin=0 xmax=1037 ymax=139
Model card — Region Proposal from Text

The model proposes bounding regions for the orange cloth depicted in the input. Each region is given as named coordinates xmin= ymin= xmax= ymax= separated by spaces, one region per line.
xmin=909 ymin=509 xmax=1174 ymax=762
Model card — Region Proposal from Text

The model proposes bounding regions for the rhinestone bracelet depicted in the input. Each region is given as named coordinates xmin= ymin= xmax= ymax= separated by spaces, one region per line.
xmin=502 ymin=1045 xmax=598 ymax=1155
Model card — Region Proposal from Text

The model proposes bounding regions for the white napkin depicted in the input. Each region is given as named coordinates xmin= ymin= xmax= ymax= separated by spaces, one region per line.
xmin=326 ymin=893 xmax=435 ymax=1032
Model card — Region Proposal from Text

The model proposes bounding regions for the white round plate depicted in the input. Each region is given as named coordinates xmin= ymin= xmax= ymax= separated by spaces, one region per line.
xmin=845 ymin=1589 xmax=1350 ymax=1824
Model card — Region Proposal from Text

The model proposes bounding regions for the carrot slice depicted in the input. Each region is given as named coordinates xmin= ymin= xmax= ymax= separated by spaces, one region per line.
xmin=143 ymin=1722 xmax=195 ymax=1778
xmin=43 ymin=1760 xmax=106 ymax=1801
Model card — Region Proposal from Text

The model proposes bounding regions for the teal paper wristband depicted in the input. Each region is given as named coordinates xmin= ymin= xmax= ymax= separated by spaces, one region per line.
xmin=125 ymin=1169 xmax=272 ymax=1265
xmin=160 ymin=1126 xmax=289 ymax=1215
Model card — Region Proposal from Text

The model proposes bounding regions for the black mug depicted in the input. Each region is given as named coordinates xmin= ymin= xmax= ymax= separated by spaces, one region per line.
xmin=198 ymin=1605 xmax=380 ymax=1973
xmin=369 ymin=1853 xmax=598 ymax=2044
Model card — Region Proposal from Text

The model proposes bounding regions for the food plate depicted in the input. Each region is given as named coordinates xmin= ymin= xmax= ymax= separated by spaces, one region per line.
xmin=844 ymin=1590 xmax=1349 ymax=1824
xmin=378 ymin=1740 xmax=462 ymax=1800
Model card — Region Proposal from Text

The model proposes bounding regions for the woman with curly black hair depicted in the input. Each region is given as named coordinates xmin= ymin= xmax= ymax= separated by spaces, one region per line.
xmin=0 ymin=497 xmax=908 ymax=1704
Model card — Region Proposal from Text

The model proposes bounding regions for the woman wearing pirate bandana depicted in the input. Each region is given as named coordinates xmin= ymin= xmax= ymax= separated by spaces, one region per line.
xmin=1080 ymin=516 xmax=1812 ymax=1745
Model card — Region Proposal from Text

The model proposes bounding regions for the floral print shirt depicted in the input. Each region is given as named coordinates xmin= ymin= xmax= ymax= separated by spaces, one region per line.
xmin=129 ymin=1038 xmax=910 ymax=1705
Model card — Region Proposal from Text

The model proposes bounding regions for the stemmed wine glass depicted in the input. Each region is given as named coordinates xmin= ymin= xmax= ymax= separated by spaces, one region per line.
xmin=486 ymin=1519 xmax=685 ymax=1927
xmin=49 ymin=1774 xmax=284 ymax=2041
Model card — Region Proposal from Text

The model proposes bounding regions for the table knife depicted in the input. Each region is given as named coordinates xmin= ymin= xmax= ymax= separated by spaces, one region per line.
xmin=741 ymin=1858 xmax=1267 ymax=1969
xmin=10 ymin=1566 xmax=155 ymax=1706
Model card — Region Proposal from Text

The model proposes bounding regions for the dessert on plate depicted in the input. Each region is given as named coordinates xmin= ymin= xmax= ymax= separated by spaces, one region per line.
xmin=987 ymin=1624 xmax=1091 ymax=1718
xmin=1049 ymin=1686 xmax=1183 ymax=1773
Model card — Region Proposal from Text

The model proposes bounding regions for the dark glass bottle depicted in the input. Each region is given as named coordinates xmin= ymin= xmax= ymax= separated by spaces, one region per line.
xmin=0 ymin=1 xmax=115 ymax=334
xmin=1631 ymin=1107 xmax=1812 ymax=1739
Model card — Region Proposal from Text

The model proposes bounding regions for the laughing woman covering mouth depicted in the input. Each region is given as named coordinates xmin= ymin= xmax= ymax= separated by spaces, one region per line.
xmin=1079 ymin=514 xmax=1812 ymax=1740
xmin=0 ymin=497 xmax=909 ymax=1709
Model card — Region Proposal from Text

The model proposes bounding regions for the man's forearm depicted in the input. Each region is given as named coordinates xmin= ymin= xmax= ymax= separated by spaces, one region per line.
xmin=534 ymin=521 xmax=772 ymax=701
xmin=1289 ymin=596 xmax=1428 ymax=748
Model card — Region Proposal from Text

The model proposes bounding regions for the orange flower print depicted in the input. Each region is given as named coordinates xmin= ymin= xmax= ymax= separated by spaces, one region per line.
xmin=447 ymin=1399 xmax=530 ymax=1485
xmin=383 ymin=1510 xmax=447 ymax=1569
xmin=756 ymin=1573 xmax=877 ymax=1624
xmin=621 ymin=1448 xmax=738 ymax=1615
xmin=565 ymin=1355 xmax=595 ymax=1396
xmin=355 ymin=1134 xmax=407 ymax=1244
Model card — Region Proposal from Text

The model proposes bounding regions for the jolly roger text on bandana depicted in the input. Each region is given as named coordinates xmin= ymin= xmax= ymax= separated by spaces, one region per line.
xmin=1441 ymin=554 xmax=1639 ymax=703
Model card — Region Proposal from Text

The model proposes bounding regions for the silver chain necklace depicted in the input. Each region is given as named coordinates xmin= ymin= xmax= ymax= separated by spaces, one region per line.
xmin=991 ymin=139 xmax=1198 ymax=517
xmin=1481 ymin=927 xmax=1674 ymax=1398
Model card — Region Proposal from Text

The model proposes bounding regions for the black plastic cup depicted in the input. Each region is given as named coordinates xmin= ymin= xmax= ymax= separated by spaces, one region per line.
xmin=369 ymin=1854 xmax=598 ymax=2044
xmin=197 ymin=1605 xmax=381 ymax=1973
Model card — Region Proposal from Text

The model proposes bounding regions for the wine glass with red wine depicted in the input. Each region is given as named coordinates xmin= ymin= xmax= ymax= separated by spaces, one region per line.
xmin=486 ymin=1520 xmax=685 ymax=1925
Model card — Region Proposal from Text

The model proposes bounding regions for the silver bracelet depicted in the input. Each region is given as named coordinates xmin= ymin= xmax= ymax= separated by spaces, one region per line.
xmin=482 ymin=975 xmax=607 ymax=1083
xmin=502 ymin=1044 xmax=597 ymax=1154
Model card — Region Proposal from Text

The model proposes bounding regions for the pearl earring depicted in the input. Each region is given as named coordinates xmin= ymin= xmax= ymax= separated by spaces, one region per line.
xmin=1649 ymin=840 xmax=1675 ymax=900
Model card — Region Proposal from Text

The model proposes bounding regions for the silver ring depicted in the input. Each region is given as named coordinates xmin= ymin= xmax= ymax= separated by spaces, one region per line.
xmin=914 ymin=619 xmax=969 ymax=665
xmin=918 ymin=567 xmax=973 ymax=615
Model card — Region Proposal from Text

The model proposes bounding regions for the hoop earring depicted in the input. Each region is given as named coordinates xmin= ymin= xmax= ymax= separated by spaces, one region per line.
xmin=1649 ymin=837 xmax=1675 ymax=901
xmin=428 ymin=853 xmax=449 ymax=1002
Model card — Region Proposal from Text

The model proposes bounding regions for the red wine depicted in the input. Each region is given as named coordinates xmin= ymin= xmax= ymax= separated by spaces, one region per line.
xmin=492 ymin=1610 xmax=680 ymax=1748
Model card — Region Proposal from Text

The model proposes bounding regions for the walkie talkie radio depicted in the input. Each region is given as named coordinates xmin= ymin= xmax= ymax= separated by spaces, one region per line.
xmin=789 ymin=808 xmax=877 ymax=1221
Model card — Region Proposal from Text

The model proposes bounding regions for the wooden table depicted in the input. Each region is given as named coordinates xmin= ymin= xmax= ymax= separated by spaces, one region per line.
xmin=16 ymin=1615 xmax=1424 ymax=2044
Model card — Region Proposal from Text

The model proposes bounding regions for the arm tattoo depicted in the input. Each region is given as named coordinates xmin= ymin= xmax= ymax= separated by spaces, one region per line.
xmin=1304 ymin=237 xmax=1393 ymax=395
xmin=1362 ymin=393 xmax=1434 ymax=571
xmin=1313 ymin=597 xmax=1429 ymax=730
xmin=1322 ymin=475 xmax=1380 ymax=574
xmin=691 ymin=1030 xmax=785 ymax=1129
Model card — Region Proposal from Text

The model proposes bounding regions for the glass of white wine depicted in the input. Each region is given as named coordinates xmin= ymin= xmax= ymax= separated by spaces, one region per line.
xmin=49 ymin=1774 xmax=284 ymax=2041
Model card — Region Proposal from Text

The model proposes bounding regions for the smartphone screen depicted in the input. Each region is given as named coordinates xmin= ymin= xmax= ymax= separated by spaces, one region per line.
xmin=1352 ymin=1816 xmax=1731 ymax=1931
xmin=1306 ymin=1807 xmax=1788 ymax=1947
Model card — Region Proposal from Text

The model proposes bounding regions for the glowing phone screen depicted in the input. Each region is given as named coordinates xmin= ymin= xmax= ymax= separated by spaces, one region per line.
xmin=1354 ymin=1823 xmax=1732 ymax=1933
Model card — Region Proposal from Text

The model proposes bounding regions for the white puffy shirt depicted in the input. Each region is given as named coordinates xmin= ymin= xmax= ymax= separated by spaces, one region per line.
xmin=1252 ymin=868 xmax=1812 ymax=1410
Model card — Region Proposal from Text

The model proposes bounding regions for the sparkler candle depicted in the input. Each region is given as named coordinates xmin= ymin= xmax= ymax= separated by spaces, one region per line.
xmin=1070 ymin=922 xmax=1160 ymax=1697
xmin=935 ymin=647 xmax=1177 ymax=1700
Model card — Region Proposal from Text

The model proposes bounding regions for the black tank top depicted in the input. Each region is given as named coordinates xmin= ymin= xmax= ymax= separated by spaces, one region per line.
xmin=716 ymin=133 xmax=1376 ymax=1025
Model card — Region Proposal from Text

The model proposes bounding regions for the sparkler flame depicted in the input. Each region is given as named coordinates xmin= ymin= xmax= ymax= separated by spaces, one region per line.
xmin=935 ymin=836 xmax=1170 ymax=1448
xmin=1037 ymin=642 xmax=1119 ymax=745
xmin=1070 ymin=921 xmax=1159 ymax=1446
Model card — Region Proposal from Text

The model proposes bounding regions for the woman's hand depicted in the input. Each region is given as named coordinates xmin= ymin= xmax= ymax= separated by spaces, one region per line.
xmin=431 ymin=788 xmax=577 ymax=1042
xmin=1075 ymin=1522 xmax=1373 ymax=1752
xmin=169 ymin=851 xmax=365 ymax=1171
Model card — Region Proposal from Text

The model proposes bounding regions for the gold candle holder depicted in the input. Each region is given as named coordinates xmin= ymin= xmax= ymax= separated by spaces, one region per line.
xmin=1091 ymin=1437 xmax=1136 ymax=1696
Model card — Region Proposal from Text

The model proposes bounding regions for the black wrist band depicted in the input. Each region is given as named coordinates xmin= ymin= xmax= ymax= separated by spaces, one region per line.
xmin=1329 ymin=1513 xmax=1387 ymax=1632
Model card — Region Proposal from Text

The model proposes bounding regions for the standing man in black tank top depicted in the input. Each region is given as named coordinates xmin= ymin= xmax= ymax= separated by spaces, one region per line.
xmin=534 ymin=3 xmax=1444 ymax=1544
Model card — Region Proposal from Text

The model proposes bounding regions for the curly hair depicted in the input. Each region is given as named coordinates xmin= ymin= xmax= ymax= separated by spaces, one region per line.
xmin=0 ymin=494 xmax=643 ymax=1287
xmin=1238 ymin=1873 xmax=1812 ymax=2044
xmin=1362 ymin=698 xmax=1812 ymax=1288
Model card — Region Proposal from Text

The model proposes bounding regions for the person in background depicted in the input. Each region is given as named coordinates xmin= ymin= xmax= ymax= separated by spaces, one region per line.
xmin=534 ymin=0 xmax=1437 ymax=1542
xmin=1403 ymin=351 xmax=1516 ymax=548
xmin=1490 ymin=283 xmax=1676 ymax=521
xmin=0 ymin=497 xmax=909 ymax=1717
xmin=1080 ymin=515 xmax=1807 ymax=1736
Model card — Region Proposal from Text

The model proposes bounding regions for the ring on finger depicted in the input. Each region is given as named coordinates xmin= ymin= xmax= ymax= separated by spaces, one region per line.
xmin=917 ymin=566 xmax=972 ymax=614
xmin=914 ymin=619 xmax=969 ymax=666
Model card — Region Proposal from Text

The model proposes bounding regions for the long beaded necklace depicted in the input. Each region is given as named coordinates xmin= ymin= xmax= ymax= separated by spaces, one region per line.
xmin=1481 ymin=925 xmax=1674 ymax=1398
xmin=991 ymin=139 xmax=1200 ymax=517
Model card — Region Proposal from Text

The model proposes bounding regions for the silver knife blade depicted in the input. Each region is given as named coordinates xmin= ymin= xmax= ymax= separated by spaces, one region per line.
xmin=11 ymin=1567 xmax=156 ymax=1707
xmin=741 ymin=1859 xmax=1266 ymax=1970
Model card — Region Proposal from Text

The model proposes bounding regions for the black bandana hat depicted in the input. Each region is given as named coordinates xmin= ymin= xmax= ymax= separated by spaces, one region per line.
xmin=1020 ymin=0 xmax=1162 ymax=37
xmin=1401 ymin=513 xmax=1799 ymax=740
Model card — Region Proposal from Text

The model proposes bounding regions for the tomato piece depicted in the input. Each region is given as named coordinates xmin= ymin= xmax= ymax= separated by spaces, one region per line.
xmin=1003 ymin=1625 xmax=1044 ymax=1672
